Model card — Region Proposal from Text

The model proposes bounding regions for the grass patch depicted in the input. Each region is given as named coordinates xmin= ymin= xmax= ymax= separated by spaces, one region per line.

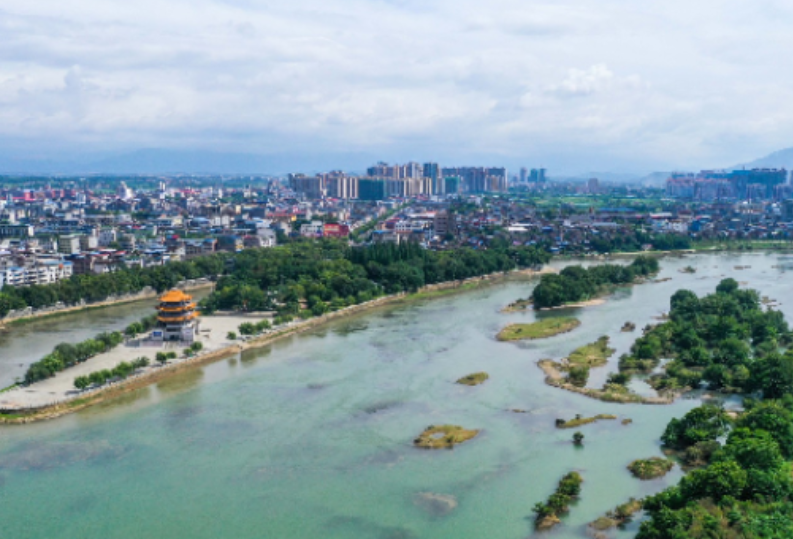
xmin=555 ymin=414 xmax=618 ymax=429
xmin=628 ymin=457 xmax=675 ymax=479
xmin=497 ymin=317 xmax=580 ymax=341
xmin=0 ymin=411 xmax=27 ymax=420
xmin=414 ymin=425 xmax=479 ymax=449
xmin=566 ymin=336 xmax=615 ymax=367
xmin=0 ymin=384 xmax=18 ymax=394
xmin=456 ymin=372 xmax=489 ymax=386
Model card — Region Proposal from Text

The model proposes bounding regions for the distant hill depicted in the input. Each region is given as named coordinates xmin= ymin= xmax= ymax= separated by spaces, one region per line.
xmin=737 ymin=147 xmax=793 ymax=170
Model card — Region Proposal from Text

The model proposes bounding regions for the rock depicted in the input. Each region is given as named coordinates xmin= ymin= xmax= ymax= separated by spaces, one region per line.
xmin=414 ymin=492 xmax=458 ymax=516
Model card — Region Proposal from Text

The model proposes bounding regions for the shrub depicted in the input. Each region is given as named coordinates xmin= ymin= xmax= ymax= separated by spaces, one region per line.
xmin=226 ymin=331 xmax=237 ymax=340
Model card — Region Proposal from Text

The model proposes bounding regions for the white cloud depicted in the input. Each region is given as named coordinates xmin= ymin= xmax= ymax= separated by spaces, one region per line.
xmin=0 ymin=0 xmax=792 ymax=172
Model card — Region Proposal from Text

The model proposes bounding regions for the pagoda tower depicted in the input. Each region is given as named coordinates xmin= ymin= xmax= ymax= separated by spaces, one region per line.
xmin=156 ymin=290 xmax=199 ymax=341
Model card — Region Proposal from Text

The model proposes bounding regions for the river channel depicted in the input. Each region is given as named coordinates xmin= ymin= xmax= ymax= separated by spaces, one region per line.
xmin=1 ymin=252 xmax=791 ymax=539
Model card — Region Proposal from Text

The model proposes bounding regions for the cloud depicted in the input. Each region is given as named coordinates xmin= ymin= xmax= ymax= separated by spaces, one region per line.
xmin=0 ymin=0 xmax=792 ymax=173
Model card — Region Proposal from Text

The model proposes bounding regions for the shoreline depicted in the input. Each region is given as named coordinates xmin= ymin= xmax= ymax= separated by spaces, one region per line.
xmin=0 ymin=280 xmax=215 ymax=330
xmin=0 ymin=266 xmax=552 ymax=424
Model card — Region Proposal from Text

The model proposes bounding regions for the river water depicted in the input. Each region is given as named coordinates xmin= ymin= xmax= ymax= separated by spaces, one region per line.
xmin=1 ymin=253 xmax=791 ymax=539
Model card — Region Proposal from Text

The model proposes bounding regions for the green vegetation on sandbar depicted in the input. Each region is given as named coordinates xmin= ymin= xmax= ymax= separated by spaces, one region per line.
xmin=497 ymin=317 xmax=580 ymax=341
xmin=567 ymin=336 xmax=616 ymax=367
xmin=533 ymin=471 xmax=583 ymax=530
xmin=556 ymin=414 xmax=617 ymax=429
xmin=413 ymin=425 xmax=479 ymax=449
xmin=456 ymin=372 xmax=489 ymax=386
xmin=590 ymin=498 xmax=643 ymax=531
xmin=628 ymin=457 xmax=675 ymax=480
xmin=530 ymin=256 xmax=659 ymax=309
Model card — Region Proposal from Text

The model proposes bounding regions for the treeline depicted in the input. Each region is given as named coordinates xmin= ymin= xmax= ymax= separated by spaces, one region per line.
xmin=0 ymin=253 xmax=228 ymax=318
xmin=530 ymin=256 xmax=659 ymax=309
xmin=199 ymin=240 xmax=551 ymax=316
xmin=618 ymin=279 xmax=791 ymax=395
xmin=24 ymin=331 xmax=124 ymax=385
xmin=638 ymin=400 xmax=793 ymax=538
xmin=26 ymin=310 xmax=159 ymax=385
xmin=74 ymin=357 xmax=150 ymax=390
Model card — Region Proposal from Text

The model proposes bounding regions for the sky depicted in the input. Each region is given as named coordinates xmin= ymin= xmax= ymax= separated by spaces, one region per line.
xmin=1 ymin=0 xmax=793 ymax=175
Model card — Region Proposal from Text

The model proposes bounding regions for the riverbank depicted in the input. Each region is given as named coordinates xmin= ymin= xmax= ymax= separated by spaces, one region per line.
xmin=0 ymin=266 xmax=553 ymax=424
xmin=0 ymin=280 xmax=215 ymax=330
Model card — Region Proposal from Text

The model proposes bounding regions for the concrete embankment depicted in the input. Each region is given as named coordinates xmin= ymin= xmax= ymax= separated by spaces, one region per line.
xmin=0 ymin=267 xmax=554 ymax=424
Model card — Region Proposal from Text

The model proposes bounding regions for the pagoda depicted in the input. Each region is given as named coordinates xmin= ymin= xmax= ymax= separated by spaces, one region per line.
xmin=156 ymin=289 xmax=199 ymax=341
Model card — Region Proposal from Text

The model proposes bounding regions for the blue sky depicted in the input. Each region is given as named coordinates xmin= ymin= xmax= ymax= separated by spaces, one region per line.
xmin=1 ymin=0 xmax=792 ymax=174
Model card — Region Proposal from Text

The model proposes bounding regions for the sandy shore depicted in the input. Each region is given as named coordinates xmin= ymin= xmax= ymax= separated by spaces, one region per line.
xmin=0 ymin=266 xmax=551 ymax=423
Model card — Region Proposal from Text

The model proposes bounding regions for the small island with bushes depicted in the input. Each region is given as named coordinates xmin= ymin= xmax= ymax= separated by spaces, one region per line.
xmin=589 ymin=498 xmax=643 ymax=532
xmin=621 ymin=321 xmax=636 ymax=332
xmin=456 ymin=372 xmax=489 ymax=386
xmin=533 ymin=471 xmax=583 ymax=530
xmin=627 ymin=457 xmax=675 ymax=479
xmin=413 ymin=425 xmax=479 ymax=449
xmin=556 ymin=414 xmax=617 ymax=429
xmin=497 ymin=317 xmax=580 ymax=341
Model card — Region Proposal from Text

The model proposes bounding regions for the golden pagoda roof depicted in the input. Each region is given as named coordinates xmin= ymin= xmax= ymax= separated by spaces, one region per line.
xmin=159 ymin=289 xmax=193 ymax=303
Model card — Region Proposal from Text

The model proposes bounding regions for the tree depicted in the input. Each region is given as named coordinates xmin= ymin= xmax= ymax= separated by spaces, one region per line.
xmin=661 ymin=405 xmax=731 ymax=450
xmin=156 ymin=352 xmax=168 ymax=365
xmin=74 ymin=376 xmax=90 ymax=390
xmin=572 ymin=432 xmax=584 ymax=446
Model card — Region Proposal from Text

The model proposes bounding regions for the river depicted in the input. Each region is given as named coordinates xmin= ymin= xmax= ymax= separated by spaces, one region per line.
xmin=1 ymin=252 xmax=791 ymax=539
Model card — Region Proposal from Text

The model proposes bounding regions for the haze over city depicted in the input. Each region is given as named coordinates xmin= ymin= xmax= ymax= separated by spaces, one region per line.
xmin=3 ymin=0 xmax=793 ymax=174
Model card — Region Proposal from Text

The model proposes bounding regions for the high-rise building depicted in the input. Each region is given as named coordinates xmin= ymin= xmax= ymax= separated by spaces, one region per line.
xmin=529 ymin=168 xmax=546 ymax=183
xmin=288 ymin=174 xmax=325 ymax=199
xmin=520 ymin=167 xmax=527 ymax=183
xmin=444 ymin=176 xmax=462 ymax=194
xmin=423 ymin=163 xmax=441 ymax=194
xmin=358 ymin=178 xmax=388 ymax=201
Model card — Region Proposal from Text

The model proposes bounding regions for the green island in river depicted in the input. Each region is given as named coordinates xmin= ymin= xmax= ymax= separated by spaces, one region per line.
xmin=496 ymin=317 xmax=581 ymax=341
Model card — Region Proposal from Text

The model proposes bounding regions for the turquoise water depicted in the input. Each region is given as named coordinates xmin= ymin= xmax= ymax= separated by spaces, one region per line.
xmin=1 ymin=253 xmax=791 ymax=539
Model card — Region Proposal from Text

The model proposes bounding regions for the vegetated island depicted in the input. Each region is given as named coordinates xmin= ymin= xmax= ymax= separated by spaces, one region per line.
xmin=621 ymin=321 xmax=636 ymax=332
xmin=497 ymin=317 xmax=580 ymax=342
xmin=589 ymin=498 xmax=643 ymax=534
xmin=627 ymin=457 xmax=675 ymax=480
xmin=501 ymin=298 xmax=533 ymax=312
xmin=413 ymin=425 xmax=479 ymax=449
xmin=538 ymin=360 xmax=673 ymax=404
xmin=635 ymin=276 xmax=793 ymax=539
xmin=555 ymin=414 xmax=617 ymax=429
xmin=617 ymin=278 xmax=792 ymax=395
xmin=557 ymin=336 xmax=618 ymax=388
xmin=456 ymin=372 xmax=489 ymax=386
xmin=528 ymin=256 xmax=660 ymax=310
xmin=532 ymin=471 xmax=583 ymax=530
